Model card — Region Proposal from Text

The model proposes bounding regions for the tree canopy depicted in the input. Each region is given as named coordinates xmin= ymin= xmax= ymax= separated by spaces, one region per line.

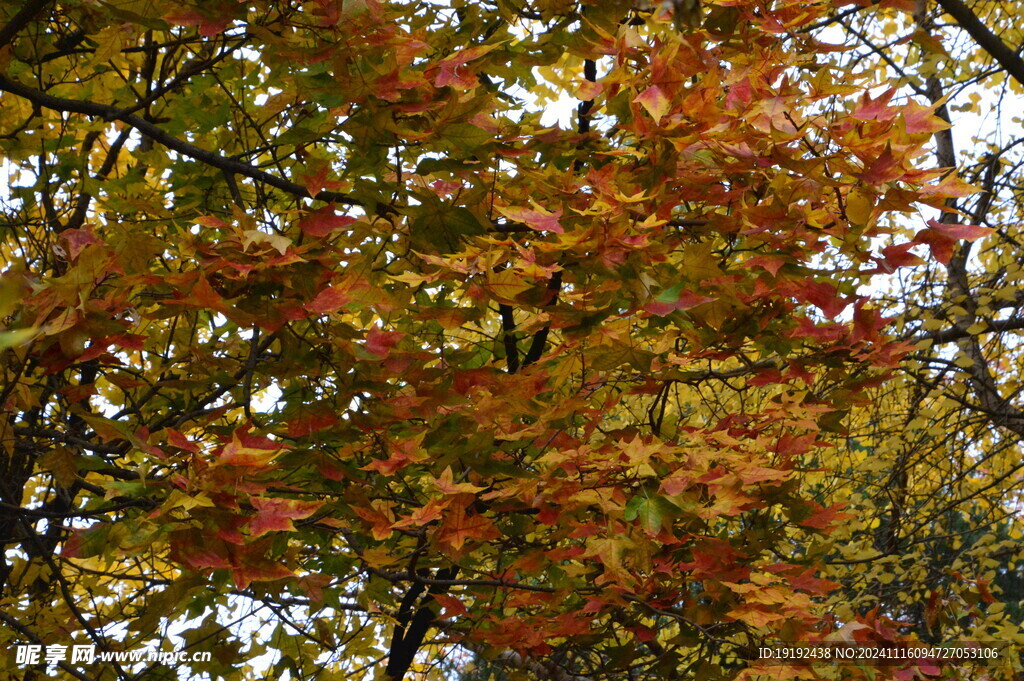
xmin=0 ymin=1 xmax=1021 ymax=680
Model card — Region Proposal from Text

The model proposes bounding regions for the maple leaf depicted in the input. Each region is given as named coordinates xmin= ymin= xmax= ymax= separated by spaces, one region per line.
xmin=797 ymin=280 xmax=849 ymax=318
xmin=623 ymin=495 xmax=668 ymax=535
xmin=634 ymin=85 xmax=670 ymax=123
xmin=169 ymin=274 xmax=231 ymax=314
xmin=660 ymin=469 xmax=696 ymax=496
xmin=299 ymin=205 xmax=358 ymax=237
xmin=59 ymin=226 xmax=102 ymax=260
xmin=870 ymin=242 xmax=924 ymax=273
xmin=433 ymin=468 xmax=487 ymax=495
xmin=242 ymin=229 xmax=291 ymax=255
xmin=728 ymin=606 xmax=786 ymax=628
xmin=217 ymin=426 xmax=287 ymax=467
xmin=787 ymin=569 xmax=841 ymax=595
xmin=365 ymin=326 xmax=403 ymax=357
xmin=165 ymin=430 xmax=199 ymax=453
xmin=920 ymin=220 xmax=992 ymax=241
xmin=167 ymin=531 xmax=233 ymax=570
xmin=352 ymin=500 xmax=397 ymax=541
xmin=645 ymin=283 xmax=716 ymax=316
xmin=215 ymin=515 xmax=248 ymax=545
xmin=249 ymin=497 xmax=324 ymax=537
xmin=900 ymin=101 xmax=951 ymax=135
xmin=391 ymin=498 xmax=448 ymax=529
xmin=917 ymin=172 xmax=980 ymax=199
xmin=583 ymin=536 xmax=633 ymax=585
xmin=485 ymin=269 xmax=531 ymax=303
xmin=285 ymin=406 xmax=339 ymax=437
xmin=306 ymin=281 xmax=357 ymax=314
xmin=164 ymin=9 xmax=232 ymax=37
xmin=577 ymin=80 xmax=603 ymax=101
xmin=432 ymin=593 xmax=468 ymax=618
xmin=736 ymin=465 xmax=791 ymax=485
xmin=193 ymin=215 xmax=229 ymax=228
xmin=298 ymin=163 xmax=346 ymax=198
xmin=434 ymin=44 xmax=501 ymax=90
xmin=796 ymin=502 xmax=854 ymax=530
xmin=913 ymin=219 xmax=992 ymax=264
xmin=851 ymin=87 xmax=897 ymax=121
xmin=745 ymin=254 xmax=788 ymax=276
xmin=438 ymin=501 xmax=500 ymax=552
xmin=362 ymin=433 xmax=428 ymax=474
xmin=858 ymin=145 xmax=902 ymax=185
xmin=230 ymin=553 xmax=295 ymax=590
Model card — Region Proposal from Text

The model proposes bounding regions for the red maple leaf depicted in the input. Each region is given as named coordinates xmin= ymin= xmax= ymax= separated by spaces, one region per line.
xmin=913 ymin=219 xmax=991 ymax=264
xmin=859 ymin=146 xmax=901 ymax=184
xmin=366 ymin=326 xmax=404 ymax=357
xmin=299 ymin=205 xmax=357 ymax=237
xmin=306 ymin=285 xmax=352 ymax=314
xmin=851 ymin=87 xmax=897 ymax=121
xmin=249 ymin=497 xmax=324 ymax=537
xmin=797 ymin=502 xmax=853 ymax=530
xmin=496 ymin=205 xmax=564 ymax=233
xmin=797 ymin=280 xmax=849 ymax=318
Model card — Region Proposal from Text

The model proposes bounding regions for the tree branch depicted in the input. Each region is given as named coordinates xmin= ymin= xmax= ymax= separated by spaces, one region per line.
xmin=916 ymin=316 xmax=1024 ymax=345
xmin=0 ymin=75 xmax=361 ymax=206
xmin=522 ymin=270 xmax=563 ymax=367
xmin=934 ymin=0 xmax=1024 ymax=88
xmin=500 ymin=303 xmax=520 ymax=374
xmin=385 ymin=566 xmax=459 ymax=681
xmin=0 ymin=0 xmax=53 ymax=49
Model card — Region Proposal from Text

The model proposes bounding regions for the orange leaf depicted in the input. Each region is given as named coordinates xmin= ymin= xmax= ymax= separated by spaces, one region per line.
xmin=634 ymin=85 xmax=670 ymax=123
xmin=438 ymin=502 xmax=499 ymax=552
xmin=231 ymin=560 xmax=295 ymax=590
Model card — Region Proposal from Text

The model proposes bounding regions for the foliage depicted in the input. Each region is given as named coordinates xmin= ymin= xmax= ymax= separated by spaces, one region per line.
xmin=0 ymin=1 xmax=1018 ymax=680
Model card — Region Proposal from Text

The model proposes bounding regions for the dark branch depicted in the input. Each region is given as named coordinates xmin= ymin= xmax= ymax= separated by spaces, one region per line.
xmin=385 ymin=566 xmax=459 ymax=681
xmin=934 ymin=0 xmax=1024 ymax=88
xmin=500 ymin=303 xmax=520 ymax=374
xmin=0 ymin=0 xmax=53 ymax=49
xmin=523 ymin=270 xmax=563 ymax=367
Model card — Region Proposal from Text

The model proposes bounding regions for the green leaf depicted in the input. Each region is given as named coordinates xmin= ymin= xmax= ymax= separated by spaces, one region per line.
xmin=440 ymin=123 xmax=492 ymax=153
xmin=0 ymin=328 xmax=36 ymax=351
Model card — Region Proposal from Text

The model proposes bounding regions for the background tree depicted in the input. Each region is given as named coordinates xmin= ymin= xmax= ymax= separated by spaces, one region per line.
xmin=0 ymin=1 xmax=1011 ymax=681
xmin=799 ymin=0 xmax=1024 ymax=675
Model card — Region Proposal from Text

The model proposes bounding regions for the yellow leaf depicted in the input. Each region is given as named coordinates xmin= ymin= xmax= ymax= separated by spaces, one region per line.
xmin=846 ymin=188 xmax=874 ymax=225
xmin=242 ymin=229 xmax=292 ymax=255
xmin=485 ymin=269 xmax=530 ymax=303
